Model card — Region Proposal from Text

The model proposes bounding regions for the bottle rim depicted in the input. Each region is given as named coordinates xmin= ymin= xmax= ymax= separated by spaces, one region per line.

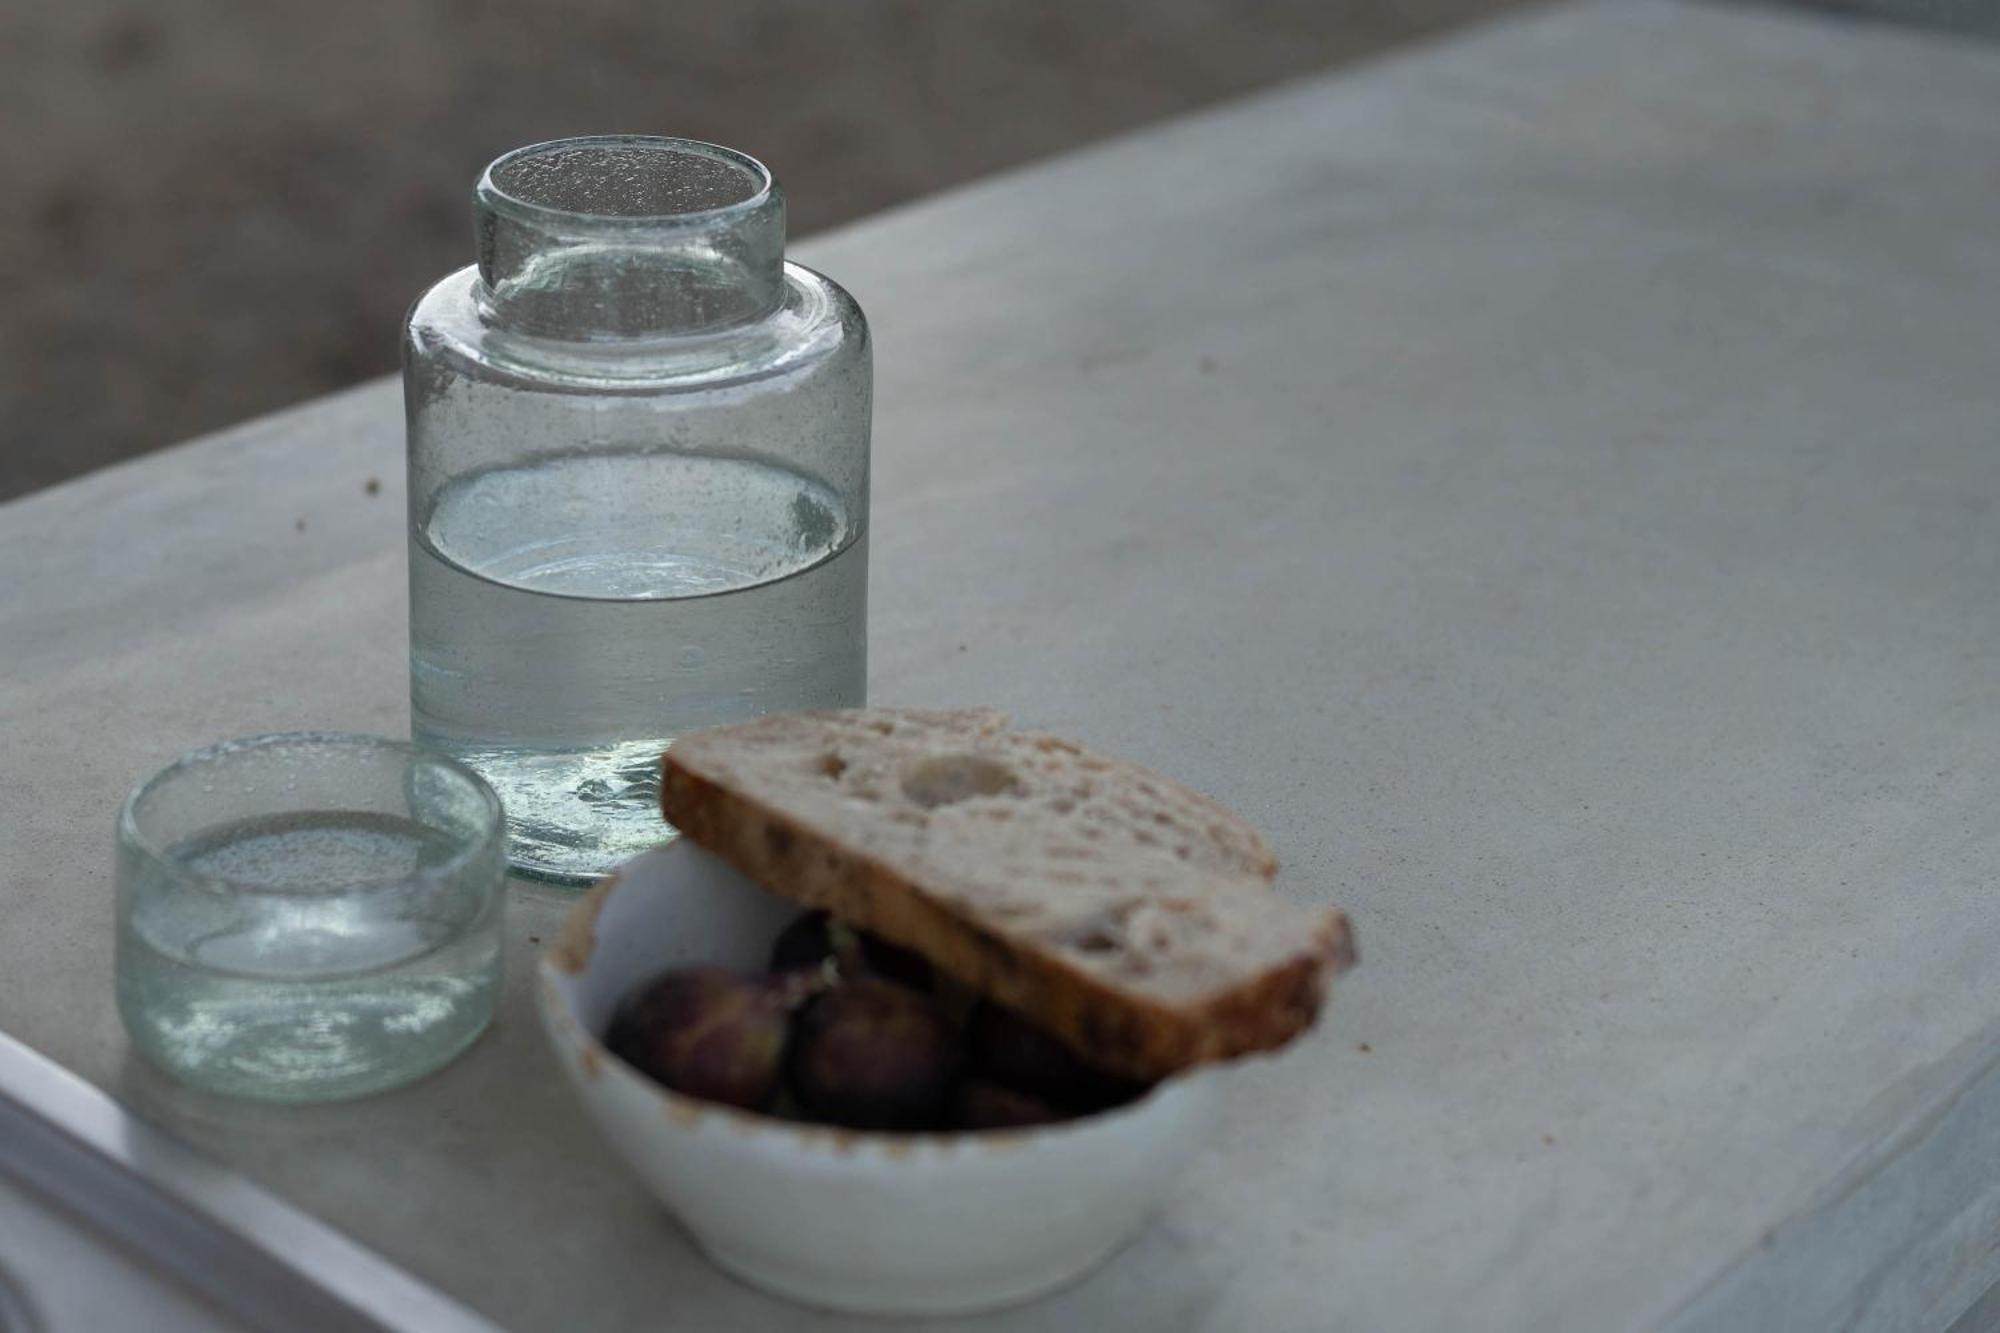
xmin=477 ymin=135 xmax=777 ymax=231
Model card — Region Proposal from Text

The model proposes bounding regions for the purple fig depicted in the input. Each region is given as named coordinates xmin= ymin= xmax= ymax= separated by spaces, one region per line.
xmin=769 ymin=911 xmax=840 ymax=973
xmin=853 ymin=928 xmax=935 ymax=992
xmin=609 ymin=967 xmax=815 ymax=1112
xmin=953 ymin=1078 xmax=1064 ymax=1130
xmin=789 ymin=978 xmax=961 ymax=1129
xmin=968 ymin=1001 xmax=1148 ymax=1112
xmin=768 ymin=910 xmax=934 ymax=992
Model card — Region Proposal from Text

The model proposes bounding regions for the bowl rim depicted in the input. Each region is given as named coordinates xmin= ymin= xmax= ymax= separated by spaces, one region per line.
xmin=535 ymin=848 xmax=1209 ymax=1157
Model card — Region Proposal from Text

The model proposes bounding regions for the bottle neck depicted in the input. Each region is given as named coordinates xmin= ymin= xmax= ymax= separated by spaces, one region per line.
xmin=472 ymin=138 xmax=786 ymax=340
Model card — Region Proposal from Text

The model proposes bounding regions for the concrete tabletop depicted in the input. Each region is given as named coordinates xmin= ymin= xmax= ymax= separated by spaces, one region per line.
xmin=6 ymin=2 xmax=2000 ymax=1328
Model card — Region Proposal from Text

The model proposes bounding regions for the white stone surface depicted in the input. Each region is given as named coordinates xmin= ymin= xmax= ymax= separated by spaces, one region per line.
xmin=4 ymin=3 xmax=2000 ymax=1328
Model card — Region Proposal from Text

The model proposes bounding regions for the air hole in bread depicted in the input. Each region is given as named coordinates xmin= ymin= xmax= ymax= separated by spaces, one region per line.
xmin=900 ymin=754 xmax=1021 ymax=809
xmin=815 ymin=752 xmax=847 ymax=780
xmin=1050 ymin=797 xmax=1076 ymax=815
xmin=1069 ymin=903 xmax=1140 ymax=953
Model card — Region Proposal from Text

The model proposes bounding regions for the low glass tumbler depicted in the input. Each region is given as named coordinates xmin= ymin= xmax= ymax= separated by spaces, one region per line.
xmin=116 ymin=732 xmax=506 ymax=1103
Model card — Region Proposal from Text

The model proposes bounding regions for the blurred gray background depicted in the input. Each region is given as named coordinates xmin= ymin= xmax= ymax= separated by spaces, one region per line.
xmin=2 ymin=0 xmax=1988 ymax=501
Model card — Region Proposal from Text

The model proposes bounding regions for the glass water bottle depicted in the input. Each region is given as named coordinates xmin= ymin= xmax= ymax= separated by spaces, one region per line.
xmin=404 ymin=136 xmax=870 ymax=884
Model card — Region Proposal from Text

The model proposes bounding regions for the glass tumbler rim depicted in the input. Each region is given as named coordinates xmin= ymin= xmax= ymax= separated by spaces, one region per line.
xmin=117 ymin=730 xmax=505 ymax=899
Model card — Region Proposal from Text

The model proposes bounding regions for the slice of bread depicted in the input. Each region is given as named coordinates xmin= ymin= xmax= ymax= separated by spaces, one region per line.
xmin=661 ymin=707 xmax=1355 ymax=1081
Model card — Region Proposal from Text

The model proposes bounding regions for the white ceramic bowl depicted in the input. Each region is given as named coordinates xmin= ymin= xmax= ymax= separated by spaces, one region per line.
xmin=536 ymin=840 xmax=1227 ymax=1316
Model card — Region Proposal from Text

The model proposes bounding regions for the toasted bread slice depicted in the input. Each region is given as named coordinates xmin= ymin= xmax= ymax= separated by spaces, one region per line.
xmin=661 ymin=707 xmax=1354 ymax=1080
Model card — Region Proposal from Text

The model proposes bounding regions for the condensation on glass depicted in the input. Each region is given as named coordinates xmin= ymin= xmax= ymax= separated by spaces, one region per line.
xmin=403 ymin=137 xmax=871 ymax=884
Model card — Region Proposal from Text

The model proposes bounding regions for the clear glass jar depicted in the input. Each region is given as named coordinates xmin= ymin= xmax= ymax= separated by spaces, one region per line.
xmin=404 ymin=137 xmax=870 ymax=884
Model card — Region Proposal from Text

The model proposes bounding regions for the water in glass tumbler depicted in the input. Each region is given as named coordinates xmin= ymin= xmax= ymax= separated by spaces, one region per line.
xmin=410 ymin=448 xmax=867 ymax=883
